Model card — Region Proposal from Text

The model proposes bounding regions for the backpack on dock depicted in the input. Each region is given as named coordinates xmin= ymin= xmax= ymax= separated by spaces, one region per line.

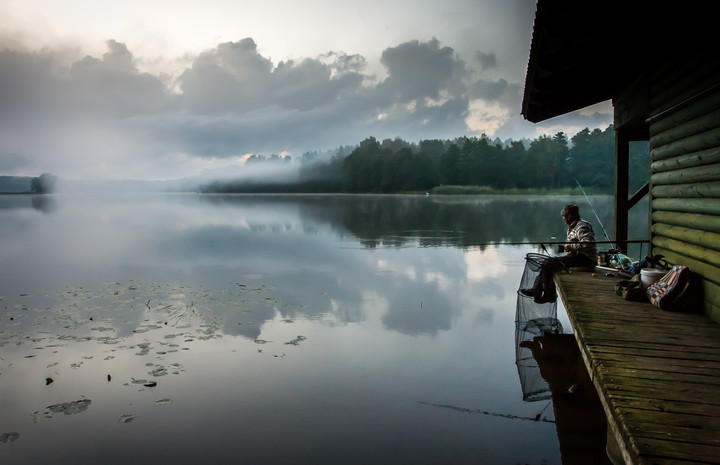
xmin=645 ymin=265 xmax=701 ymax=312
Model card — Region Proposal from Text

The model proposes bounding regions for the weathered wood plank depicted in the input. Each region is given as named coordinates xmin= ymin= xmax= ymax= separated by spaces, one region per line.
xmin=619 ymin=408 xmax=720 ymax=443
xmin=597 ymin=366 xmax=720 ymax=386
xmin=575 ymin=321 xmax=720 ymax=344
xmin=612 ymin=396 xmax=720 ymax=418
xmin=643 ymin=459 xmax=717 ymax=465
xmin=592 ymin=356 xmax=720 ymax=377
xmin=643 ymin=459 xmax=719 ymax=465
xmin=586 ymin=344 xmax=720 ymax=363
xmin=633 ymin=437 xmax=720 ymax=464
xmin=600 ymin=375 xmax=720 ymax=404
xmin=555 ymin=271 xmax=720 ymax=464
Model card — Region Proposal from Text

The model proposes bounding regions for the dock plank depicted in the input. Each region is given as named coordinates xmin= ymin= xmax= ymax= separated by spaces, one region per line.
xmin=555 ymin=271 xmax=720 ymax=465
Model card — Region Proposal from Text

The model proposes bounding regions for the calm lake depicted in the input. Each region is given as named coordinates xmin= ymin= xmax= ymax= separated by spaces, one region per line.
xmin=0 ymin=193 xmax=648 ymax=464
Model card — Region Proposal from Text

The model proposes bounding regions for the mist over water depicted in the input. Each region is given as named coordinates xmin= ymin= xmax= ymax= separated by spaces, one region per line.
xmin=0 ymin=193 xmax=647 ymax=464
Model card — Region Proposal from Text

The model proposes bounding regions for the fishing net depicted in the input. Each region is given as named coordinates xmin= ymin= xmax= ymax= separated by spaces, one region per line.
xmin=515 ymin=252 xmax=563 ymax=402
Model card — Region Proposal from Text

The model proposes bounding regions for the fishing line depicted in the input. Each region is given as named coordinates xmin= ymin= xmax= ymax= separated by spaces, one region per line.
xmin=573 ymin=177 xmax=614 ymax=247
xmin=418 ymin=401 xmax=555 ymax=423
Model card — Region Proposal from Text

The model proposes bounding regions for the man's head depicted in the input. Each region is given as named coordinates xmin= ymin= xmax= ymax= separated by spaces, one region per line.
xmin=560 ymin=204 xmax=580 ymax=225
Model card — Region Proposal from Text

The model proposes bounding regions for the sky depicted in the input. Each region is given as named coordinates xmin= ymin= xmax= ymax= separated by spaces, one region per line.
xmin=0 ymin=0 xmax=613 ymax=181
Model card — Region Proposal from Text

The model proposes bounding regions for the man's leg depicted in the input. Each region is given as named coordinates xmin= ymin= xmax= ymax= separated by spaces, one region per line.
xmin=540 ymin=253 xmax=596 ymax=302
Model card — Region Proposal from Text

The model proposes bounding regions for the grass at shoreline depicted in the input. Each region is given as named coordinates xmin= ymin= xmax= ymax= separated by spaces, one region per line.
xmin=429 ymin=185 xmax=610 ymax=196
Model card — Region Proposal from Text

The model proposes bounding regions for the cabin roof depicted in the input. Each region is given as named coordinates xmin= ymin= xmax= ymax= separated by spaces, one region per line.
xmin=521 ymin=1 xmax=712 ymax=124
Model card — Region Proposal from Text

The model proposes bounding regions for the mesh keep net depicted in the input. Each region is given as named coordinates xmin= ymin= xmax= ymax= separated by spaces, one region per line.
xmin=515 ymin=252 xmax=563 ymax=402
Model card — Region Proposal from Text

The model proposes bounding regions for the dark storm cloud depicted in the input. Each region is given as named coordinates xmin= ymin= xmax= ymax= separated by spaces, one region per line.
xmin=69 ymin=40 xmax=170 ymax=116
xmin=0 ymin=48 xmax=63 ymax=119
xmin=154 ymin=37 xmax=479 ymax=158
xmin=474 ymin=51 xmax=497 ymax=71
xmin=178 ymin=39 xmax=366 ymax=115
xmin=0 ymin=35 xmax=557 ymax=177
xmin=469 ymin=78 xmax=521 ymax=108
xmin=273 ymin=58 xmax=363 ymax=111
xmin=0 ymin=39 xmax=169 ymax=121
xmin=178 ymin=39 xmax=274 ymax=114
xmin=378 ymin=38 xmax=466 ymax=102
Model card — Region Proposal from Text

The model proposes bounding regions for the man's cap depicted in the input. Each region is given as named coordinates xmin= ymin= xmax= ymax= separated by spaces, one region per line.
xmin=560 ymin=204 xmax=579 ymax=217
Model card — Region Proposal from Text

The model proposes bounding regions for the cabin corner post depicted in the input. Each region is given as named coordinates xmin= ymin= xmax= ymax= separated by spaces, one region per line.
xmin=614 ymin=128 xmax=630 ymax=252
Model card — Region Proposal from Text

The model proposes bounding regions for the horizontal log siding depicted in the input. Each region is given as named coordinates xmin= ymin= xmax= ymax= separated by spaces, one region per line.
xmin=650 ymin=79 xmax=720 ymax=321
xmin=652 ymin=182 xmax=720 ymax=199
xmin=651 ymin=223 xmax=720 ymax=253
xmin=652 ymin=211 xmax=720 ymax=234
xmin=651 ymin=198 xmax=720 ymax=216
xmin=651 ymin=147 xmax=720 ymax=173
xmin=651 ymin=163 xmax=720 ymax=185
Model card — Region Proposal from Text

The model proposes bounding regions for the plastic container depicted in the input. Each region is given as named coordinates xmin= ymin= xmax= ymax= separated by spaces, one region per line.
xmin=640 ymin=268 xmax=667 ymax=289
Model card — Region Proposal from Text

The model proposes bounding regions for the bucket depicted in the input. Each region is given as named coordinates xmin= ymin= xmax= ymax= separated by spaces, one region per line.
xmin=640 ymin=268 xmax=667 ymax=289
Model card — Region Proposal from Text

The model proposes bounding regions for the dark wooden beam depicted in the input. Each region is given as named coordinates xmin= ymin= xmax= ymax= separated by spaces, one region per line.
xmin=615 ymin=126 xmax=650 ymax=252
xmin=629 ymin=182 xmax=650 ymax=208
xmin=615 ymin=129 xmax=630 ymax=252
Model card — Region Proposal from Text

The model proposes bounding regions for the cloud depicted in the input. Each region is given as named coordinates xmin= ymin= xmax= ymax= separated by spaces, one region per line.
xmin=474 ymin=51 xmax=497 ymax=71
xmin=178 ymin=39 xmax=273 ymax=114
xmin=0 ymin=33 xmax=611 ymax=180
xmin=69 ymin=40 xmax=170 ymax=117
xmin=318 ymin=51 xmax=367 ymax=75
xmin=378 ymin=38 xmax=466 ymax=102
xmin=469 ymin=78 xmax=521 ymax=108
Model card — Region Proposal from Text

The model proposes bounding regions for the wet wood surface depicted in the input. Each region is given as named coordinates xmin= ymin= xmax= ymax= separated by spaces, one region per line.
xmin=555 ymin=271 xmax=720 ymax=465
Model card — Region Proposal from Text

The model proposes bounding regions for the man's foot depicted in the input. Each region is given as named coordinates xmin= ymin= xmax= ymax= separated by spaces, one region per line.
xmin=534 ymin=294 xmax=557 ymax=304
xmin=520 ymin=288 xmax=539 ymax=298
xmin=519 ymin=340 xmax=541 ymax=351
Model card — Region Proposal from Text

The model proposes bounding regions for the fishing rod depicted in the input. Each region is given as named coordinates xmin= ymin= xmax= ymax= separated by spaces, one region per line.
xmin=467 ymin=240 xmax=647 ymax=247
xmin=574 ymin=177 xmax=614 ymax=246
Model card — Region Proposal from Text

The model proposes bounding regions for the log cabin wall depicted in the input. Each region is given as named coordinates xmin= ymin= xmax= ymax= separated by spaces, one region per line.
xmin=646 ymin=48 xmax=720 ymax=321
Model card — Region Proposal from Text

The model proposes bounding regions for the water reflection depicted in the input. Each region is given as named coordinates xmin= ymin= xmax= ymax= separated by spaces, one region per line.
xmin=198 ymin=193 xmax=649 ymax=251
xmin=0 ymin=194 xmax=644 ymax=464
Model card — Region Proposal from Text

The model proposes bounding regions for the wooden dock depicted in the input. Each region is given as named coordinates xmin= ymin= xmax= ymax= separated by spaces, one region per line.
xmin=555 ymin=270 xmax=720 ymax=465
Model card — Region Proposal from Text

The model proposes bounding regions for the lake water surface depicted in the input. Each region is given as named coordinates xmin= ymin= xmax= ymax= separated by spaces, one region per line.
xmin=0 ymin=194 xmax=648 ymax=464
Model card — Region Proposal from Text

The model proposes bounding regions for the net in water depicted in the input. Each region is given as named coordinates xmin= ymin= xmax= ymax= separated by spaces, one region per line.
xmin=515 ymin=253 xmax=563 ymax=402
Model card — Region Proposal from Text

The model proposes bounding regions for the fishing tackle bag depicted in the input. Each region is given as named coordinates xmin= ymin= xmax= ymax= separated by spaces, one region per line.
xmin=613 ymin=278 xmax=647 ymax=302
xmin=645 ymin=265 xmax=700 ymax=312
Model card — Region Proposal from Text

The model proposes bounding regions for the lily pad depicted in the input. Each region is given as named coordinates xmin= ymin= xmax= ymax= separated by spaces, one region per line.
xmin=285 ymin=335 xmax=307 ymax=346
xmin=0 ymin=432 xmax=20 ymax=443
xmin=46 ymin=399 xmax=91 ymax=416
xmin=149 ymin=366 xmax=167 ymax=377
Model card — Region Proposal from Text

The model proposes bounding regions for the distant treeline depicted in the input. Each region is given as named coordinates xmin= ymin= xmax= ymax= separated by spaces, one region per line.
xmin=0 ymin=173 xmax=58 ymax=194
xmin=201 ymin=125 xmax=649 ymax=194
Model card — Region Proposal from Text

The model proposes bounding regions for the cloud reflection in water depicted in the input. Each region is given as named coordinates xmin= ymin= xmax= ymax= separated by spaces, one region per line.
xmin=0 ymin=193 xmax=634 ymax=464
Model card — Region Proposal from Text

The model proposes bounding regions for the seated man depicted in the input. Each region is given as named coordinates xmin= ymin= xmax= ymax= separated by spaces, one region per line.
xmin=521 ymin=204 xmax=598 ymax=303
